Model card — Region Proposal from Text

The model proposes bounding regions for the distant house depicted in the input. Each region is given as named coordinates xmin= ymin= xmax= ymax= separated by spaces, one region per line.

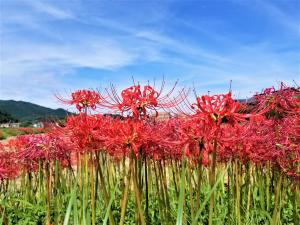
xmin=103 ymin=114 xmax=124 ymax=120
xmin=32 ymin=122 xmax=44 ymax=128
xmin=156 ymin=112 xmax=171 ymax=121
xmin=0 ymin=122 xmax=21 ymax=128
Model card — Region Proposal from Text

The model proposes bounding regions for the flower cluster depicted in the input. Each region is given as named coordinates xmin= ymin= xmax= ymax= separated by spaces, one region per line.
xmin=99 ymin=81 xmax=187 ymax=119
xmin=0 ymin=143 xmax=19 ymax=179
xmin=59 ymin=90 xmax=102 ymax=111
xmin=1 ymin=84 xmax=299 ymax=182
xmin=118 ymin=85 xmax=159 ymax=119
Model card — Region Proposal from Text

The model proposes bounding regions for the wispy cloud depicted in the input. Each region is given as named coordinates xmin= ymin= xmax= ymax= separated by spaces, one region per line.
xmin=0 ymin=0 xmax=299 ymax=108
xmin=255 ymin=0 xmax=300 ymax=36
xmin=1 ymin=38 xmax=138 ymax=73
xmin=24 ymin=0 xmax=73 ymax=19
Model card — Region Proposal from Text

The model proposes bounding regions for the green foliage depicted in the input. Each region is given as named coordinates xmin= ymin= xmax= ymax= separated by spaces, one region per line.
xmin=20 ymin=121 xmax=33 ymax=127
xmin=0 ymin=110 xmax=18 ymax=123
xmin=0 ymin=128 xmax=44 ymax=139
xmin=176 ymin=160 xmax=186 ymax=225
xmin=63 ymin=187 xmax=77 ymax=225
xmin=0 ymin=131 xmax=5 ymax=140
xmin=0 ymin=157 xmax=299 ymax=225
xmin=1 ymin=196 xmax=46 ymax=225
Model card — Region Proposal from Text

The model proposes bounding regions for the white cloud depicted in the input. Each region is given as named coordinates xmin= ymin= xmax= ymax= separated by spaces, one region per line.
xmin=23 ymin=0 xmax=73 ymax=19
xmin=1 ymin=38 xmax=138 ymax=76
xmin=0 ymin=0 xmax=299 ymax=108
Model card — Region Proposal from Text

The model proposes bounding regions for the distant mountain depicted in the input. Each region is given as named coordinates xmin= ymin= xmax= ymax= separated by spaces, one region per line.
xmin=0 ymin=100 xmax=71 ymax=122
xmin=237 ymin=99 xmax=247 ymax=103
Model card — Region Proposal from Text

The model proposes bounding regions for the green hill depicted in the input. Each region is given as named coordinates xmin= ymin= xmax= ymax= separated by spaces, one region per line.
xmin=0 ymin=100 xmax=70 ymax=122
xmin=0 ymin=110 xmax=19 ymax=123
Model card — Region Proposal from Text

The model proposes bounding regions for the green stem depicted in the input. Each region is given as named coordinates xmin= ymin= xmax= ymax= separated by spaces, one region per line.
xmin=96 ymin=153 xmax=115 ymax=225
xmin=46 ymin=162 xmax=51 ymax=225
xmin=272 ymin=173 xmax=283 ymax=225
xmin=153 ymin=161 xmax=165 ymax=223
xmin=144 ymin=156 xmax=149 ymax=224
xmin=245 ymin=163 xmax=252 ymax=221
xmin=91 ymin=153 xmax=96 ymax=225
xmin=133 ymin=165 xmax=146 ymax=225
xmin=235 ymin=160 xmax=241 ymax=225
xmin=195 ymin=149 xmax=203 ymax=217
xmin=208 ymin=139 xmax=217 ymax=225
xmin=119 ymin=157 xmax=133 ymax=225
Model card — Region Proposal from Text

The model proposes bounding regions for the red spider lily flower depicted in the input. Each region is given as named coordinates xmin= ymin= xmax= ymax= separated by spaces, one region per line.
xmin=191 ymin=92 xmax=250 ymax=126
xmin=142 ymin=118 xmax=183 ymax=160
xmin=142 ymin=117 xmax=211 ymax=163
xmin=174 ymin=117 xmax=211 ymax=165
xmin=185 ymin=92 xmax=250 ymax=165
xmin=97 ymin=117 xmax=180 ymax=160
xmin=58 ymin=89 xmax=102 ymax=111
xmin=100 ymin=80 xmax=188 ymax=120
xmin=64 ymin=113 xmax=110 ymax=153
xmin=15 ymin=134 xmax=72 ymax=172
xmin=118 ymin=85 xmax=158 ymax=119
xmin=100 ymin=118 xmax=149 ymax=158
xmin=0 ymin=144 xmax=19 ymax=180
xmin=254 ymin=83 xmax=300 ymax=118
xmin=273 ymin=116 xmax=300 ymax=180
xmin=222 ymin=113 xmax=300 ymax=181
xmin=217 ymin=122 xmax=252 ymax=163
xmin=243 ymin=85 xmax=300 ymax=180
xmin=0 ymin=152 xmax=19 ymax=180
xmin=182 ymin=92 xmax=268 ymax=167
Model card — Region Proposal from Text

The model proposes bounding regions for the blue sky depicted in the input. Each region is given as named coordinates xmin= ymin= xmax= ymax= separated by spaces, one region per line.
xmin=0 ymin=0 xmax=299 ymax=109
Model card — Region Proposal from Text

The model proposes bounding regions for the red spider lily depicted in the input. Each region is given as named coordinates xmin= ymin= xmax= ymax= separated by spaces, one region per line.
xmin=141 ymin=118 xmax=184 ymax=160
xmin=64 ymin=113 xmax=112 ymax=153
xmin=3 ymin=82 xmax=300 ymax=183
xmin=96 ymin=117 xmax=178 ymax=160
xmin=15 ymin=134 xmax=72 ymax=172
xmin=100 ymin=80 xmax=188 ymax=119
xmin=254 ymin=83 xmax=300 ymax=118
xmin=145 ymin=117 xmax=213 ymax=163
xmin=58 ymin=89 xmax=102 ymax=111
xmin=0 ymin=144 xmax=19 ymax=180
xmin=243 ymin=84 xmax=300 ymax=179
xmin=118 ymin=85 xmax=158 ymax=119
xmin=191 ymin=92 xmax=252 ymax=126
xmin=0 ymin=151 xmax=19 ymax=180
xmin=272 ymin=116 xmax=300 ymax=179
xmin=181 ymin=92 xmax=256 ymax=167
xmin=174 ymin=117 xmax=210 ymax=165
xmin=223 ymin=114 xmax=300 ymax=179
xmin=100 ymin=118 xmax=149 ymax=158
xmin=217 ymin=122 xmax=252 ymax=163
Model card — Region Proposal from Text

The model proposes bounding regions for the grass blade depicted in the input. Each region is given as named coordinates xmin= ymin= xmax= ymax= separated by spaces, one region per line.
xmin=103 ymin=181 xmax=119 ymax=225
xmin=0 ymin=207 xmax=5 ymax=225
xmin=192 ymin=164 xmax=229 ymax=225
xmin=176 ymin=160 xmax=187 ymax=225
xmin=63 ymin=187 xmax=77 ymax=225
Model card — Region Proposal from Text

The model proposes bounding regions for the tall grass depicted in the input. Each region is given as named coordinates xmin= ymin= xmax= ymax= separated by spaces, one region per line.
xmin=0 ymin=153 xmax=299 ymax=224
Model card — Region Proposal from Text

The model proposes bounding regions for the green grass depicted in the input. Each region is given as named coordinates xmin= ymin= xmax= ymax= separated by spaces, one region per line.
xmin=1 ymin=155 xmax=299 ymax=225
xmin=0 ymin=128 xmax=45 ymax=140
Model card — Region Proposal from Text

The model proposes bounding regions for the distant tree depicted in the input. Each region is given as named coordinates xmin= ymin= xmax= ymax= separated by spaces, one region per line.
xmin=0 ymin=110 xmax=18 ymax=123
xmin=20 ymin=121 xmax=32 ymax=127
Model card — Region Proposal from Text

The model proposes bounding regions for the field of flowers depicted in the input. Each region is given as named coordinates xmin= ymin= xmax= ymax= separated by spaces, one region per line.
xmin=0 ymin=82 xmax=299 ymax=225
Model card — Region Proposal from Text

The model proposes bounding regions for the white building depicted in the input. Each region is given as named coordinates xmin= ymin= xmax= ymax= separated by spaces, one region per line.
xmin=0 ymin=122 xmax=21 ymax=128
xmin=33 ymin=122 xmax=44 ymax=128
